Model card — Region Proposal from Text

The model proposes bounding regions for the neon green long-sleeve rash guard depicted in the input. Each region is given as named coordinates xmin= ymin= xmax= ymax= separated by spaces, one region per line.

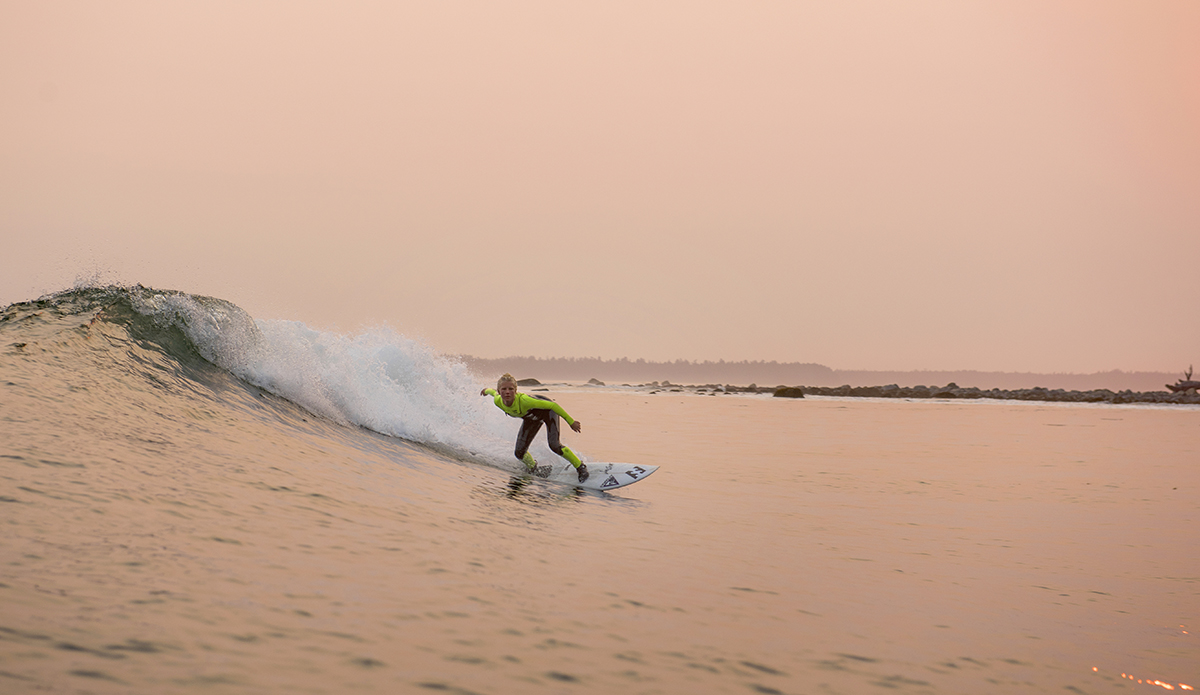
xmin=483 ymin=389 xmax=577 ymax=425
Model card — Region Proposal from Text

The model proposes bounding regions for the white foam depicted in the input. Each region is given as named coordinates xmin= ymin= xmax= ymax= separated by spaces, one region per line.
xmin=131 ymin=289 xmax=544 ymax=470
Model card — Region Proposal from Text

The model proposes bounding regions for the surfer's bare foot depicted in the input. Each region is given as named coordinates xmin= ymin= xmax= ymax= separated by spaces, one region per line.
xmin=576 ymin=463 xmax=589 ymax=483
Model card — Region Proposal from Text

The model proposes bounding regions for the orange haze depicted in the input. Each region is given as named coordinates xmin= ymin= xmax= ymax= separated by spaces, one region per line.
xmin=2 ymin=1 xmax=1198 ymax=373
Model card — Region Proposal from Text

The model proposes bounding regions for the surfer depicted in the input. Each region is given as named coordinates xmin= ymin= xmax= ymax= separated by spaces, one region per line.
xmin=481 ymin=373 xmax=589 ymax=482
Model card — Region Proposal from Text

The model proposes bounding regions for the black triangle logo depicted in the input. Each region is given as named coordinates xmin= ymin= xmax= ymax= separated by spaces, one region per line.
xmin=600 ymin=476 xmax=620 ymax=488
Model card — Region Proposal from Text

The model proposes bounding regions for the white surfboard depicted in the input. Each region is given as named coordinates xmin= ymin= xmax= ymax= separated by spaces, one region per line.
xmin=523 ymin=461 xmax=658 ymax=490
xmin=454 ymin=449 xmax=657 ymax=491
xmin=566 ymin=462 xmax=658 ymax=491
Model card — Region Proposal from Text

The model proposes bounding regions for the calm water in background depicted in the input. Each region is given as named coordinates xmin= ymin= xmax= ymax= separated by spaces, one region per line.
xmin=2 ymin=288 xmax=1197 ymax=693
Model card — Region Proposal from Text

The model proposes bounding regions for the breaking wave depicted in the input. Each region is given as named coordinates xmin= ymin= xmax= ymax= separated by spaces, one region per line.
xmin=1 ymin=284 xmax=546 ymax=470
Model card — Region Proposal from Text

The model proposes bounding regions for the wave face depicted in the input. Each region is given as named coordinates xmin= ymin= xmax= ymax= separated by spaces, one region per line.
xmin=2 ymin=284 xmax=635 ymax=694
xmin=0 ymin=285 xmax=545 ymax=471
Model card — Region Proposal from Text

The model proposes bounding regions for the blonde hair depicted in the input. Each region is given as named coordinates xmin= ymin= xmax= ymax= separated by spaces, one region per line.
xmin=497 ymin=373 xmax=518 ymax=389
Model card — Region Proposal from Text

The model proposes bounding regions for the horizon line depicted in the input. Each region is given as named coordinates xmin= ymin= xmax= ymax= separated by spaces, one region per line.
xmin=457 ymin=355 xmax=1186 ymax=377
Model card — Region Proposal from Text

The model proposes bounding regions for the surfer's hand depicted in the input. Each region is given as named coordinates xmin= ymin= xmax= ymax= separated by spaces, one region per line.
xmin=480 ymin=388 xmax=488 ymax=396
xmin=570 ymin=421 xmax=582 ymax=433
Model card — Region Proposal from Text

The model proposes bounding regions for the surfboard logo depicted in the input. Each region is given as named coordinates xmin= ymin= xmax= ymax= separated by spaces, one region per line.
xmin=600 ymin=475 xmax=620 ymax=488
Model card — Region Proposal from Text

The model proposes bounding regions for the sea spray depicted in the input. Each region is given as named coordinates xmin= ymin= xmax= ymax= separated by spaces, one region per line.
xmin=122 ymin=285 xmax=537 ymax=468
xmin=5 ymin=284 xmax=585 ymax=472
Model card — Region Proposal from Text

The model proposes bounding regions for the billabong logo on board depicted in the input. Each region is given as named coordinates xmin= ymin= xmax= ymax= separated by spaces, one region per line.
xmin=601 ymin=476 xmax=620 ymax=488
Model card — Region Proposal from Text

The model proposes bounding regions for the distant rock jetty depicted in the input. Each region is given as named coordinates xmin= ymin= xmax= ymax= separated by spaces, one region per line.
xmin=791 ymin=382 xmax=1200 ymax=405
xmin=574 ymin=380 xmax=1200 ymax=405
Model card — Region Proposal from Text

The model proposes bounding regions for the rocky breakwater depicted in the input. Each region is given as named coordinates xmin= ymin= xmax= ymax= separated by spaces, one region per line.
xmin=792 ymin=382 xmax=1200 ymax=405
xmin=530 ymin=378 xmax=1198 ymax=405
xmin=630 ymin=381 xmax=791 ymax=396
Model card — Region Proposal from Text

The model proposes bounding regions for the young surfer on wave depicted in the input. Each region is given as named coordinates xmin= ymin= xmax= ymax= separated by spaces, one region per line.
xmin=481 ymin=373 xmax=589 ymax=482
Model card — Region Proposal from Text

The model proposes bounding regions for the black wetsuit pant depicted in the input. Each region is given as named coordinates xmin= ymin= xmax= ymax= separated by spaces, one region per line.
xmin=513 ymin=396 xmax=566 ymax=461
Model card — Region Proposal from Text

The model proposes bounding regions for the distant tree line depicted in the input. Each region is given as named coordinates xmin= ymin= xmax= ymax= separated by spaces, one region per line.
xmin=458 ymin=355 xmax=835 ymax=386
xmin=459 ymin=355 xmax=1179 ymax=392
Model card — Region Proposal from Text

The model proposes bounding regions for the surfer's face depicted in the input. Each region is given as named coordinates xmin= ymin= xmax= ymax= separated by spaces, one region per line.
xmin=498 ymin=383 xmax=517 ymax=406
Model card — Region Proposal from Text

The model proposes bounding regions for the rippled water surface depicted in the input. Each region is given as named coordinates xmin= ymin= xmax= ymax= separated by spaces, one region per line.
xmin=1 ymin=289 xmax=1197 ymax=693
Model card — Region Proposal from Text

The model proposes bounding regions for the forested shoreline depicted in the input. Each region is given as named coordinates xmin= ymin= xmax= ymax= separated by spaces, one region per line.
xmin=459 ymin=355 xmax=1179 ymax=393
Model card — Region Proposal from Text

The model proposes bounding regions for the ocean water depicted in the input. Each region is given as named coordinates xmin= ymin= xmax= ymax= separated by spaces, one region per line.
xmin=1 ymin=286 xmax=1196 ymax=694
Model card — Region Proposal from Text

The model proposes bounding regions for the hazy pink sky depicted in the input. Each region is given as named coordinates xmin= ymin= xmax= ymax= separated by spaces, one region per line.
xmin=3 ymin=1 xmax=1197 ymax=373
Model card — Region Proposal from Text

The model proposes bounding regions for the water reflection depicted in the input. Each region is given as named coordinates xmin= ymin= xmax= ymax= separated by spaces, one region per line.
xmin=502 ymin=474 xmax=586 ymax=502
xmin=467 ymin=472 xmax=649 ymax=530
xmin=1095 ymin=666 xmax=1194 ymax=691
